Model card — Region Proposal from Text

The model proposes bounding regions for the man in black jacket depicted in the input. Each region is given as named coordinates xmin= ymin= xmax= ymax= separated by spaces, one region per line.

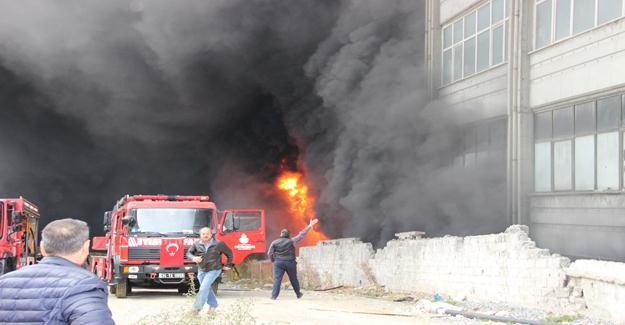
xmin=267 ymin=218 xmax=319 ymax=300
xmin=187 ymin=227 xmax=232 ymax=313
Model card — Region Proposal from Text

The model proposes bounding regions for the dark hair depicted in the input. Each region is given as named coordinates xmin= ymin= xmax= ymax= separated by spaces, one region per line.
xmin=42 ymin=218 xmax=89 ymax=255
xmin=280 ymin=229 xmax=290 ymax=238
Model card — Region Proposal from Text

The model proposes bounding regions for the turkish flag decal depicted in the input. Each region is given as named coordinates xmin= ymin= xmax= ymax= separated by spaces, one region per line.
xmin=160 ymin=238 xmax=185 ymax=266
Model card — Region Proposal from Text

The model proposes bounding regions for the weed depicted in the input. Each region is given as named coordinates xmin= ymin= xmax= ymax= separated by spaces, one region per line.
xmin=544 ymin=313 xmax=579 ymax=323
xmin=134 ymin=298 xmax=257 ymax=325
xmin=183 ymin=276 xmax=198 ymax=298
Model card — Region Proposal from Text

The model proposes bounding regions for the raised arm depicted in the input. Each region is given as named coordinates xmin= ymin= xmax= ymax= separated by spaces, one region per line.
xmin=291 ymin=219 xmax=319 ymax=244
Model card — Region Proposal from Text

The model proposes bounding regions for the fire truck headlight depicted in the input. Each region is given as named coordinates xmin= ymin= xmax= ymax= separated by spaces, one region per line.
xmin=128 ymin=266 xmax=139 ymax=273
xmin=185 ymin=266 xmax=192 ymax=270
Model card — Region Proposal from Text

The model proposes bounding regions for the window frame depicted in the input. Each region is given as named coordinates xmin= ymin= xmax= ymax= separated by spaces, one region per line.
xmin=534 ymin=0 xmax=554 ymax=49
xmin=452 ymin=118 xmax=507 ymax=168
xmin=533 ymin=93 xmax=625 ymax=193
xmin=440 ymin=0 xmax=510 ymax=87
xmin=534 ymin=0 xmax=625 ymax=50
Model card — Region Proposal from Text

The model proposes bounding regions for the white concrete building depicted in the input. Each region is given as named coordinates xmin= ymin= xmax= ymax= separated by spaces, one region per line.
xmin=425 ymin=0 xmax=625 ymax=261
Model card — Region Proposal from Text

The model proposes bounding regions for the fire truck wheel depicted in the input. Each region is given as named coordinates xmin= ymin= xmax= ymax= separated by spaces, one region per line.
xmin=115 ymin=279 xmax=129 ymax=298
xmin=109 ymin=285 xmax=116 ymax=295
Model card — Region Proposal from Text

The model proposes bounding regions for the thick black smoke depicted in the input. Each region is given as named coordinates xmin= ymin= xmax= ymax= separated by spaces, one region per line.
xmin=286 ymin=0 xmax=507 ymax=245
xmin=0 ymin=0 xmax=506 ymax=245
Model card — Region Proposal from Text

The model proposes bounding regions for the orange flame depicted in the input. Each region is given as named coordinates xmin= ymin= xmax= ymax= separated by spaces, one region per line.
xmin=276 ymin=170 xmax=327 ymax=246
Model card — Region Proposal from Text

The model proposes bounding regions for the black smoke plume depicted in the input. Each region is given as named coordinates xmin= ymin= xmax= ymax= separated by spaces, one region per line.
xmin=0 ymin=0 xmax=506 ymax=246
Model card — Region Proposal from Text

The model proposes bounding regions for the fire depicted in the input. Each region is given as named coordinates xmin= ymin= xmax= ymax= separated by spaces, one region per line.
xmin=276 ymin=170 xmax=327 ymax=245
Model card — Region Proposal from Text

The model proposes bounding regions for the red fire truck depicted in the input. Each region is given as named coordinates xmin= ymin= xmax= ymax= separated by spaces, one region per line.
xmin=90 ymin=194 xmax=266 ymax=298
xmin=0 ymin=197 xmax=40 ymax=275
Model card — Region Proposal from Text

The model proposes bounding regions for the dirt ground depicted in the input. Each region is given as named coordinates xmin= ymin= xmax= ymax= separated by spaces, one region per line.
xmin=107 ymin=285 xmax=454 ymax=324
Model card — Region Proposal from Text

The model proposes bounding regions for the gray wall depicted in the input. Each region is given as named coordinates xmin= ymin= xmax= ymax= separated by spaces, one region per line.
xmin=527 ymin=10 xmax=625 ymax=263
xmin=429 ymin=0 xmax=625 ymax=262
xmin=530 ymin=195 xmax=625 ymax=261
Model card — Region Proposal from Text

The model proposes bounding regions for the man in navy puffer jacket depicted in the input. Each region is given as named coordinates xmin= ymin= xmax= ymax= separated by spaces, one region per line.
xmin=0 ymin=218 xmax=114 ymax=324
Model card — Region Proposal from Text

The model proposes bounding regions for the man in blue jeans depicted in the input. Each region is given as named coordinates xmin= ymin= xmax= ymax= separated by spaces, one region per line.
xmin=267 ymin=218 xmax=319 ymax=300
xmin=187 ymin=227 xmax=232 ymax=313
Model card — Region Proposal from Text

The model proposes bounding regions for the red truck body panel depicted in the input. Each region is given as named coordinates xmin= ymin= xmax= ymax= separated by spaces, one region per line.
xmin=0 ymin=197 xmax=40 ymax=275
xmin=217 ymin=209 xmax=267 ymax=264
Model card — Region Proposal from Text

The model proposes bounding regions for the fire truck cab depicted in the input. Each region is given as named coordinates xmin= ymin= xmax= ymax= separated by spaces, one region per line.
xmin=90 ymin=194 xmax=266 ymax=298
xmin=0 ymin=197 xmax=40 ymax=275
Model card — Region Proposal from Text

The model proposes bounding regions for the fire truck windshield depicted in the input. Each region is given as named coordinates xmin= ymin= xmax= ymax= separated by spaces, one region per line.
xmin=129 ymin=208 xmax=213 ymax=236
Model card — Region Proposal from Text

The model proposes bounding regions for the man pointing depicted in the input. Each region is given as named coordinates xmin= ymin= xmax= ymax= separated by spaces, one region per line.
xmin=267 ymin=218 xmax=319 ymax=300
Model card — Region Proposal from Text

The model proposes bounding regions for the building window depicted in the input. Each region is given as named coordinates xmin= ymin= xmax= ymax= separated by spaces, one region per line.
xmin=573 ymin=0 xmax=596 ymax=34
xmin=597 ymin=131 xmax=619 ymax=189
xmin=441 ymin=0 xmax=510 ymax=86
xmin=443 ymin=49 xmax=452 ymax=85
xmin=477 ymin=31 xmax=490 ymax=72
xmin=535 ymin=0 xmax=625 ymax=49
xmin=535 ymin=142 xmax=552 ymax=192
xmin=534 ymin=94 xmax=625 ymax=192
xmin=536 ymin=0 xmax=553 ymax=48
xmin=555 ymin=0 xmax=572 ymax=41
xmin=575 ymin=135 xmax=595 ymax=190
xmin=599 ymin=0 xmax=624 ymax=25
xmin=492 ymin=25 xmax=504 ymax=65
xmin=553 ymin=107 xmax=574 ymax=190
xmin=464 ymin=37 xmax=476 ymax=76
xmin=453 ymin=119 xmax=507 ymax=168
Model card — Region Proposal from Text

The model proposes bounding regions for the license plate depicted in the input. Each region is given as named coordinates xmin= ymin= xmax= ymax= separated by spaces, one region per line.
xmin=158 ymin=273 xmax=185 ymax=279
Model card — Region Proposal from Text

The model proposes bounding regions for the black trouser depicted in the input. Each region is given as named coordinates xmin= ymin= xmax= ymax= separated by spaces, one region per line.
xmin=271 ymin=259 xmax=300 ymax=298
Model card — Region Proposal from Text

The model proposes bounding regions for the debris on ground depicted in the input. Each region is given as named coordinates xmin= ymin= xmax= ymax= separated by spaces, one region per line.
xmin=220 ymin=280 xmax=619 ymax=325
xmin=313 ymin=285 xmax=344 ymax=291
xmin=392 ymin=296 xmax=414 ymax=302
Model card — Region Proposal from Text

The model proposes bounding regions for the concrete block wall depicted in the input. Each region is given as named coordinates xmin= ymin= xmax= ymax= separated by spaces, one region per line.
xmin=565 ymin=260 xmax=625 ymax=323
xmin=298 ymin=238 xmax=375 ymax=289
xmin=377 ymin=225 xmax=572 ymax=308
xmin=299 ymin=225 xmax=570 ymax=308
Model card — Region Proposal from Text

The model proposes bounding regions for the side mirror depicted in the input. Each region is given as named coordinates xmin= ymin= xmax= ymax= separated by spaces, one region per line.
xmin=233 ymin=216 xmax=240 ymax=231
xmin=103 ymin=211 xmax=112 ymax=232
xmin=223 ymin=214 xmax=234 ymax=233
xmin=121 ymin=215 xmax=135 ymax=226
xmin=12 ymin=211 xmax=22 ymax=223
xmin=103 ymin=211 xmax=111 ymax=225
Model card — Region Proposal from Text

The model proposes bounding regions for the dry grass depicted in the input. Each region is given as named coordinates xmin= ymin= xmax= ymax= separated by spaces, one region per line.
xmin=134 ymin=298 xmax=258 ymax=325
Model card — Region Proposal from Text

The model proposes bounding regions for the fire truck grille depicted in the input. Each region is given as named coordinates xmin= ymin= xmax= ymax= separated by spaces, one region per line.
xmin=128 ymin=247 xmax=190 ymax=260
